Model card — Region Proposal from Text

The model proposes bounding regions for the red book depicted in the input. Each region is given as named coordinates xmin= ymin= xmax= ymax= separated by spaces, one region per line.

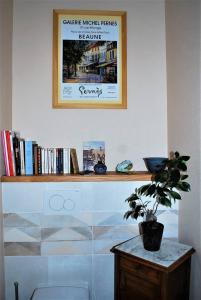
xmin=5 ymin=130 xmax=15 ymax=176
xmin=1 ymin=130 xmax=9 ymax=176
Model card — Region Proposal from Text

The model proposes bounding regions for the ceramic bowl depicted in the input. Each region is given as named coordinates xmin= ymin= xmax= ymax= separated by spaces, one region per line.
xmin=143 ymin=157 xmax=168 ymax=173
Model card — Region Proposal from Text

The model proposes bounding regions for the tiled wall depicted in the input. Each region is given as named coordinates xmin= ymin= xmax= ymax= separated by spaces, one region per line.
xmin=2 ymin=182 xmax=178 ymax=300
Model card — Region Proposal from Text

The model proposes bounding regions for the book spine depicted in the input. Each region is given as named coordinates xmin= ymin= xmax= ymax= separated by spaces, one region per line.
xmin=53 ymin=148 xmax=57 ymax=174
xmin=10 ymin=131 xmax=16 ymax=176
xmin=41 ymin=148 xmax=44 ymax=174
xmin=70 ymin=148 xmax=79 ymax=174
xmin=44 ymin=148 xmax=48 ymax=174
xmin=37 ymin=147 xmax=42 ymax=175
xmin=60 ymin=148 xmax=63 ymax=174
xmin=5 ymin=130 xmax=15 ymax=176
xmin=56 ymin=148 xmax=59 ymax=174
xmin=48 ymin=148 xmax=52 ymax=174
xmin=50 ymin=148 xmax=54 ymax=174
xmin=25 ymin=141 xmax=33 ymax=175
xmin=57 ymin=148 xmax=61 ymax=174
xmin=33 ymin=144 xmax=38 ymax=175
xmin=19 ymin=139 xmax=25 ymax=175
xmin=63 ymin=148 xmax=69 ymax=174
xmin=1 ymin=130 xmax=10 ymax=176
xmin=12 ymin=133 xmax=21 ymax=175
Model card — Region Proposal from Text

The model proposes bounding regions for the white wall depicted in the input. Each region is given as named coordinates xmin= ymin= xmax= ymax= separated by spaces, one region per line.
xmin=0 ymin=0 xmax=13 ymax=298
xmin=166 ymin=1 xmax=201 ymax=299
xmin=12 ymin=0 xmax=167 ymax=171
xmin=0 ymin=0 xmax=13 ymax=173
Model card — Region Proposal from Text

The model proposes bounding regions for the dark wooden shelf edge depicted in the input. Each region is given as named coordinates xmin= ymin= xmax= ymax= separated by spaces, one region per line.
xmin=0 ymin=171 xmax=152 ymax=182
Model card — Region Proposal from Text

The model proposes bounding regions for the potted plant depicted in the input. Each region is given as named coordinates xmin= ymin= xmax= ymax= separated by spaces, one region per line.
xmin=124 ymin=151 xmax=191 ymax=251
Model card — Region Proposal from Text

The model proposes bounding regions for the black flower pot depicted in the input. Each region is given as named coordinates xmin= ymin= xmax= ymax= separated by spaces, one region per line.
xmin=139 ymin=221 xmax=164 ymax=251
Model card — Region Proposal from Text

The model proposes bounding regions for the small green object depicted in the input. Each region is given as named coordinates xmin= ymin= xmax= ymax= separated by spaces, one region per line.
xmin=116 ymin=160 xmax=133 ymax=173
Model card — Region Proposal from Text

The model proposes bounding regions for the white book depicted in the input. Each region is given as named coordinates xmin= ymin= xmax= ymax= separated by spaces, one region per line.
xmin=47 ymin=148 xmax=52 ymax=174
xmin=53 ymin=148 xmax=57 ymax=174
xmin=41 ymin=148 xmax=45 ymax=175
xmin=44 ymin=148 xmax=48 ymax=174
xmin=50 ymin=148 xmax=54 ymax=174
xmin=63 ymin=148 xmax=70 ymax=174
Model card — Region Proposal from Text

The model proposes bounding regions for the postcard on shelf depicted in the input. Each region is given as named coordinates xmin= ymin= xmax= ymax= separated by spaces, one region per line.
xmin=83 ymin=141 xmax=105 ymax=172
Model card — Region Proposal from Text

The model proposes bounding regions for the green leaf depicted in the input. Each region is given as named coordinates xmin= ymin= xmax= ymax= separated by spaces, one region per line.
xmin=176 ymin=182 xmax=191 ymax=192
xmin=159 ymin=197 xmax=172 ymax=207
xmin=139 ymin=184 xmax=151 ymax=195
xmin=124 ymin=211 xmax=133 ymax=220
xmin=154 ymin=171 xmax=168 ymax=183
xmin=133 ymin=212 xmax=139 ymax=219
xmin=170 ymin=169 xmax=180 ymax=182
xmin=147 ymin=184 xmax=156 ymax=196
xmin=180 ymin=156 xmax=190 ymax=161
xmin=175 ymin=151 xmax=180 ymax=158
xmin=177 ymin=161 xmax=187 ymax=171
xmin=169 ymin=190 xmax=181 ymax=200
xmin=125 ymin=193 xmax=139 ymax=202
xmin=129 ymin=201 xmax=136 ymax=209
xmin=181 ymin=175 xmax=188 ymax=180
xmin=156 ymin=186 xmax=167 ymax=197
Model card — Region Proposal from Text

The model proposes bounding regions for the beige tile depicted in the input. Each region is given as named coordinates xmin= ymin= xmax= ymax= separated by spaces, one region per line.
xmin=3 ymin=213 xmax=41 ymax=227
xmin=4 ymin=227 xmax=41 ymax=242
xmin=41 ymin=227 xmax=92 ymax=241
xmin=4 ymin=242 xmax=41 ymax=256
xmin=41 ymin=241 xmax=92 ymax=255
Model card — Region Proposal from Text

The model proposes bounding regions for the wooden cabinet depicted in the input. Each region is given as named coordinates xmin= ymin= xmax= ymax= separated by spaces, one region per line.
xmin=111 ymin=236 xmax=195 ymax=300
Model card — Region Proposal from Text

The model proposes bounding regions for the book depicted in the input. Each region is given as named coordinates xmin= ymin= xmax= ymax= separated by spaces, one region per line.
xmin=25 ymin=140 xmax=34 ymax=175
xmin=12 ymin=132 xmax=21 ymax=175
xmin=33 ymin=144 xmax=38 ymax=175
xmin=63 ymin=148 xmax=70 ymax=174
xmin=5 ymin=130 xmax=15 ymax=176
xmin=83 ymin=141 xmax=105 ymax=172
xmin=37 ymin=146 xmax=42 ymax=175
xmin=1 ymin=130 xmax=9 ymax=176
xmin=70 ymin=148 xmax=79 ymax=174
xmin=19 ymin=139 xmax=25 ymax=175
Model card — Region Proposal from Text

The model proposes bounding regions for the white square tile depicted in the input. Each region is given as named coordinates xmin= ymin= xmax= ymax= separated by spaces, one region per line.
xmin=2 ymin=183 xmax=45 ymax=213
xmin=44 ymin=184 xmax=93 ymax=215
xmin=91 ymin=182 xmax=144 ymax=211
xmin=92 ymin=255 xmax=114 ymax=300
xmin=48 ymin=255 xmax=92 ymax=290
xmin=5 ymin=256 xmax=48 ymax=300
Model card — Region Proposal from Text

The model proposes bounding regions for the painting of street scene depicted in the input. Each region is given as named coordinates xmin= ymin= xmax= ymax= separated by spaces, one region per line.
xmin=83 ymin=141 xmax=105 ymax=172
xmin=63 ymin=40 xmax=117 ymax=84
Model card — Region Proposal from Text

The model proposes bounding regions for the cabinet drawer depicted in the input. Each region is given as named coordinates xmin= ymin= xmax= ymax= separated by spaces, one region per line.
xmin=120 ymin=256 xmax=160 ymax=285
xmin=120 ymin=269 xmax=161 ymax=300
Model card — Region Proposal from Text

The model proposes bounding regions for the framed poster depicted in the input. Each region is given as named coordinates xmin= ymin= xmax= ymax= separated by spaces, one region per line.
xmin=53 ymin=9 xmax=127 ymax=109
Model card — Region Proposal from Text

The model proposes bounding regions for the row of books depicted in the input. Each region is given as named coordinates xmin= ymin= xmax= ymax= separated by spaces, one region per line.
xmin=1 ymin=130 xmax=79 ymax=176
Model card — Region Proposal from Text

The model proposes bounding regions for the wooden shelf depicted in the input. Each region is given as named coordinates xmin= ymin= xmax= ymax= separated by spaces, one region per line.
xmin=1 ymin=171 xmax=152 ymax=182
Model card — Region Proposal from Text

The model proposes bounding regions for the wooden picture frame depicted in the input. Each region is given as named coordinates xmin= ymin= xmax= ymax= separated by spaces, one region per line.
xmin=53 ymin=9 xmax=127 ymax=109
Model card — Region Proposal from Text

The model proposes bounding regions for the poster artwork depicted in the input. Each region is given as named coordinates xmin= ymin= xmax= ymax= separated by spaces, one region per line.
xmin=53 ymin=10 xmax=127 ymax=108
xmin=61 ymin=18 xmax=119 ymax=102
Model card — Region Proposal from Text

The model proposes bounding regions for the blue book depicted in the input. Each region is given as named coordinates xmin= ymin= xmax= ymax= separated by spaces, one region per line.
xmin=25 ymin=141 xmax=33 ymax=175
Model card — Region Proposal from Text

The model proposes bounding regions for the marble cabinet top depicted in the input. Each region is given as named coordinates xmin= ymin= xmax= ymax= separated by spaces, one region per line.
xmin=114 ymin=236 xmax=194 ymax=268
